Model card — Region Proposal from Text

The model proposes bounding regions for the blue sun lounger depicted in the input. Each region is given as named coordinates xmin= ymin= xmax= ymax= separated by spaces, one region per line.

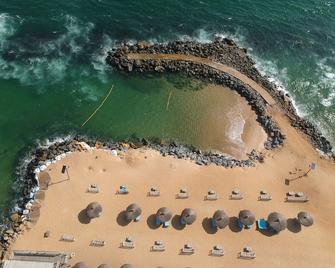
xmin=256 ymin=219 xmax=267 ymax=230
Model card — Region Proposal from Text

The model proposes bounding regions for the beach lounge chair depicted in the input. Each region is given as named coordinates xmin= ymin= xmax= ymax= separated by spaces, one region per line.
xmin=230 ymin=189 xmax=243 ymax=200
xmin=60 ymin=234 xmax=75 ymax=242
xmin=176 ymin=188 xmax=189 ymax=199
xmin=239 ymin=246 xmax=256 ymax=259
xmin=163 ymin=221 xmax=170 ymax=228
xmin=87 ymin=184 xmax=100 ymax=193
xmin=205 ymin=190 xmax=218 ymax=200
xmin=258 ymin=190 xmax=272 ymax=201
xmin=210 ymin=245 xmax=224 ymax=256
xmin=121 ymin=237 xmax=134 ymax=249
xmin=256 ymin=219 xmax=268 ymax=230
xmin=286 ymin=191 xmax=309 ymax=202
xmin=117 ymin=185 xmax=129 ymax=195
xmin=181 ymin=243 xmax=194 ymax=255
xmin=151 ymin=240 xmax=166 ymax=252
xmin=148 ymin=187 xmax=160 ymax=197
xmin=90 ymin=240 xmax=106 ymax=247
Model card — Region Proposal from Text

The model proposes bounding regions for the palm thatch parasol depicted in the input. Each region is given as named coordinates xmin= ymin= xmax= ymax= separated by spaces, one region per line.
xmin=86 ymin=202 xmax=102 ymax=219
xmin=38 ymin=171 xmax=51 ymax=190
xmin=97 ymin=265 xmax=110 ymax=268
xmin=156 ymin=207 xmax=172 ymax=222
xmin=125 ymin=203 xmax=142 ymax=221
xmin=181 ymin=208 xmax=197 ymax=225
xmin=120 ymin=264 xmax=133 ymax=268
xmin=213 ymin=210 xmax=229 ymax=229
xmin=267 ymin=212 xmax=287 ymax=232
xmin=73 ymin=262 xmax=88 ymax=268
xmin=297 ymin=211 xmax=314 ymax=227
xmin=238 ymin=210 xmax=255 ymax=226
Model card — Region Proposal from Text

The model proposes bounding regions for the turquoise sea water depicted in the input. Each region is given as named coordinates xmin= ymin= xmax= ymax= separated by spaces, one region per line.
xmin=0 ymin=0 xmax=334 ymax=214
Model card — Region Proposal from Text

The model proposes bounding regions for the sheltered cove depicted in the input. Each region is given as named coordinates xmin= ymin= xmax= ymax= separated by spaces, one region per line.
xmin=1 ymin=39 xmax=335 ymax=267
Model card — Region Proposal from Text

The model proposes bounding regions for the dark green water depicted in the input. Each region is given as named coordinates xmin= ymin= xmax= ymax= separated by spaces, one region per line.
xmin=0 ymin=0 xmax=334 ymax=214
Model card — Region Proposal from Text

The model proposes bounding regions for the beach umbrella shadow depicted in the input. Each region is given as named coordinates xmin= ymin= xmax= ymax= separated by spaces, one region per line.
xmin=78 ymin=209 xmax=91 ymax=224
xmin=258 ymin=228 xmax=275 ymax=237
xmin=202 ymin=217 xmax=217 ymax=234
xmin=147 ymin=214 xmax=160 ymax=230
xmin=228 ymin=217 xmax=243 ymax=233
xmin=287 ymin=218 xmax=302 ymax=233
xmin=171 ymin=215 xmax=186 ymax=230
xmin=116 ymin=211 xmax=132 ymax=227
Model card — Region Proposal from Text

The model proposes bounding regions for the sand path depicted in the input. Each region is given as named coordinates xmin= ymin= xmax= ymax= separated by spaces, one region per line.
xmin=127 ymin=53 xmax=276 ymax=105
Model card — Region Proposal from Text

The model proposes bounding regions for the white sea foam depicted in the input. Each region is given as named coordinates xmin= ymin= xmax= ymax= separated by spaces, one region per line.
xmin=0 ymin=14 xmax=95 ymax=87
xmin=316 ymin=58 xmax=335 ymax=108
xmin=0 ymin=13 xmax=17 ymax=49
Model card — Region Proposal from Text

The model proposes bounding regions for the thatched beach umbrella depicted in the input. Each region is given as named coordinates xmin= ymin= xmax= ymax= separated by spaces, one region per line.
xmin=86 ymin=202 xmax=102 ymax=219
xmin=213 ymin=210 xmax=229 ymax=229
xmin=238 ymin=210 xmax=255 ymax=226
xmin=156 ymin=207 xmax=172 ymax=223
xmin=39 ymin=171 xmax=51 ymax=190
xmin=98 ymin=264 xmax=110 ymax=268
xmin=125 ymin=203 xmax=142 ymax=221
xmin=297 ymin=211 xmax=314 ymax=227
xmin=73 ymin=262 xmax=88 ymax=268
xmin=120 ymin=264 xmax=133 ymax=268
xmin=181 ymin=208 xmax=197 ymax=225
xmin=267 ymin=212 xmax=287 ymax=233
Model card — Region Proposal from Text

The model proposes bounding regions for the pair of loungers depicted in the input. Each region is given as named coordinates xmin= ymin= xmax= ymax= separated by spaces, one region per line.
xmin=286 ymin=191 xmax=308 ymax=202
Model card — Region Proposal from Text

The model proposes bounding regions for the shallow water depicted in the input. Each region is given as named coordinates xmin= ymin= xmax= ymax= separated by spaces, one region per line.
xmin=0 ymin=0 xmax=334 ymax=214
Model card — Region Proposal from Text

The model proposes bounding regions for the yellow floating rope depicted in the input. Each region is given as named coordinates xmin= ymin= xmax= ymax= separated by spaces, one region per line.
xmin=166 ymin=90 xmax=172 ymax=111
xmin=81 ymin=85 xmax=114 ymax=127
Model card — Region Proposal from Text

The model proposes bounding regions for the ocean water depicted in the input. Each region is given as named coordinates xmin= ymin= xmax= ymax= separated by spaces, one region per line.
xmin=0 ymin=0 xmax=334 ymax=214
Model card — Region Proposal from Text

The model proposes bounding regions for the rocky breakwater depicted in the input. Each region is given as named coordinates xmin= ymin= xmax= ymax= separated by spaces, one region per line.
xmin=106 ymin=40 xmax=286 ymax=151
xmin=0 ymin=135 xmax=264 ymax=259
xmin=106 ymin=38 xmax=333 ymax=156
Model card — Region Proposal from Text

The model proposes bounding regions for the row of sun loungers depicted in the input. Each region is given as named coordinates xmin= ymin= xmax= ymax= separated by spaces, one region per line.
xmin=58 ymin=234 xmax=254 ymax=259
xmin=90 ymin=184 xmax=308 ymax=202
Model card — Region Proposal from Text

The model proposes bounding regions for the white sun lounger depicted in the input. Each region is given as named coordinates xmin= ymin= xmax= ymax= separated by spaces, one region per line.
xmin=210 ymin=245 xmax=224 ymax=256
xmin=230 ymin=189 xmax=243 ymax=200
xmin=151 ymin=240 xmax=166 ymax=252
xmin=60 ymin=234 xmax=75 ymax=242
xmin=121 ymin=237 xmax=134 ymax=249
xmin=87 ymin=184 xmax=100 ymax=193
xmin=176 ymin=188 xmax=189 ymax=199
xmin=205 ymin=190 xmax=218 ymax=200
xmin=148 ymin=187 xmax=160 ymax=197
xmin=181 ymin=243 xmax=194 ymax=254
xmin=239 ymin=246 xmax=256 ymax=259
xmin=90 ymin=240 xmax=105 ymax=247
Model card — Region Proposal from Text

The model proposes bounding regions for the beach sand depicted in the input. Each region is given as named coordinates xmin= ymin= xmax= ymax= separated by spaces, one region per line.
xmin=11 ymin=105 xmax=335 ymax=267
xmin=169 ymin=83 xmax=267 ymax=159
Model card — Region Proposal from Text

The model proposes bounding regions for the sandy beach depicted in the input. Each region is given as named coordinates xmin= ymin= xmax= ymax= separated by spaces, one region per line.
xmin=11 ymin=104 xmax=335 ymax=267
